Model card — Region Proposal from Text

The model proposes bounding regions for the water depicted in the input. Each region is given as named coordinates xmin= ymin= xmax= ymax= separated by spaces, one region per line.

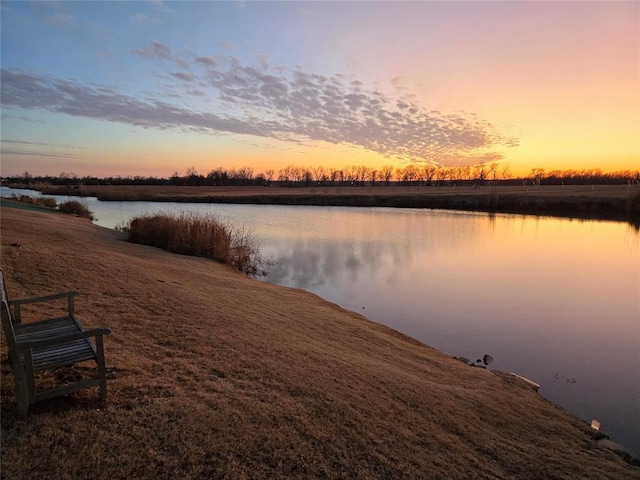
xmin=3 ymin=187 xmax=639 ymax=454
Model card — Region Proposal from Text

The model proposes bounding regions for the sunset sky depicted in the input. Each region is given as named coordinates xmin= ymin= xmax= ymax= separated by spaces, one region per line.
xmin=1 ymin=1 xmax=638 ymax=178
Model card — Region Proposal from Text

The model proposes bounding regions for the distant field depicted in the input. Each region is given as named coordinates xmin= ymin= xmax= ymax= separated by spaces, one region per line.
xmin=28 ymin=183 xmax=640 ymax=224
xmin=34 ymin=183 xmax=639 ymax=199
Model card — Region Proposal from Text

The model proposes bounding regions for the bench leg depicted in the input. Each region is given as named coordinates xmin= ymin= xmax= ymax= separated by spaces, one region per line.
xmin=23 ymin=350 xmax=37 ymax=405
xmin=96 ymin=336 xmax=107 ymax=404
xmin=15 ymin=376 xmax=30 ymax=417
xmin=8 ymin=348 xmax=32 ymax=417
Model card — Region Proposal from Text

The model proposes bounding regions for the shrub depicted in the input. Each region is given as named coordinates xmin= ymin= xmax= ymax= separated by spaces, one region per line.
xmin=8 ymin=194 xmax=57 ymax=209
xmin=35 ymin=197 xmax=58 ymax=209
xmin=121 ymin=212 xmax=269 ymax=275
xmin=58 ymin=200 xmax=94 ymax=220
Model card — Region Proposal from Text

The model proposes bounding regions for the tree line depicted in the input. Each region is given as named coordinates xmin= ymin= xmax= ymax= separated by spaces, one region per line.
xmin=5 ymin=163 xmax=639 ymax=188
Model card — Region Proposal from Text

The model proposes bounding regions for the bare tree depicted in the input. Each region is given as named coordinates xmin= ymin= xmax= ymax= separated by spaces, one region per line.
xmin=329 ymin=168 xmax=340 ymax=185
xmin=344 ymin=165 xmax=358 ymax=184
xmin=369 ymin=169 xmax=378 ymax=186
xmin=277 ymin=167 xmax=290 ymax=184
xmin=302 ymin=168 xmax=313 ymax=186
xmin=265 ymin=169 xmax=274 ymax=184
xmin=487 ymin=162 xmax=500 ymax=182
xmin=398 ymin=164 xmax=418 ymax=185
xmin=421 ymin=164 xmax=437 ymax=185
xmin=380 ymin=164 xmax=394 ymax=185
xmin=354 ymin=165 xmax=369 ymax=185
xmin=434 ymin=166 xmax=449 ymax=184
xmin=312 ymin=166 xmax=327 ymax=184
xmin=472 ymin=163 xmax=487 ymax=184
xmin=500 ymin=163 xmax=511 ymax=180
xmin=530 ymin=168 xmax=545 ymax=186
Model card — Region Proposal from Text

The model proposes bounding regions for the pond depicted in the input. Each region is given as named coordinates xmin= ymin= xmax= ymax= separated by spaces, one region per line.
xmin=2 ymin=187 xmax=638 ymax=455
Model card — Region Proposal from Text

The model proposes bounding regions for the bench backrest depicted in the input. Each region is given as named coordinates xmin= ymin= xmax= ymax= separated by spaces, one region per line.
xmin=0 ymin=269 xmax=19 ymax=355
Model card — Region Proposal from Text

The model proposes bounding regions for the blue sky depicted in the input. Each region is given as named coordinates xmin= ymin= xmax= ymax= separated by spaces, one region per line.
xmin=1 ymin=1 xmax=637 ymax=177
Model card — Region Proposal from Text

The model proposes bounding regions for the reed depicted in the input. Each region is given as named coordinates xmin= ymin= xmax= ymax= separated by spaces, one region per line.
xmin=121 ymin=212 xmax=268 ymax=275
xmin=57 ymin=200 xmax=94 ymax=220
xmin=7 ymin=194 xmax=58 ymax=209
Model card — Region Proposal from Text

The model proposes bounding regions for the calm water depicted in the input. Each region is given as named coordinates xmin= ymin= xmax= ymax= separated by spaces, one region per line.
xmin=3 ymin=187 xmax=639 ymax=454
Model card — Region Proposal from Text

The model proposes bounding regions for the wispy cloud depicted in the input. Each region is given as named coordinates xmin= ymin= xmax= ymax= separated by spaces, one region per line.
xmin=130 ymin=13 xmax=162 ymax=25
xmin=170 ymin=72 xmax=196 ymax=82
xmin=45 ymin=12 xmax=76 ymax=28
xmin=195 ymin=56 xmax=217 ymax=67
xmin=1 ymin=48 xmax=518 ymax=165
xmin=0 ymin=138 xmax=86 ymax=160
xmin=0 ymin=148 xmax=78 ymax=159
xmin=131 ymin=41 xmax=172 ymax=60
xmin=149 ymin=0 xmax=174 ymax=15
xmin=2 ymin=139 xmax=86 ymax=150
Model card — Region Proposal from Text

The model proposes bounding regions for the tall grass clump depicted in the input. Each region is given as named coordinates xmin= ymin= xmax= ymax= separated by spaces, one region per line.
xmin=121 ymin=212 xmax=269 ymax=275
xmin=36 ymin=196 xmax=58 ymax=209
xmin=58 ymin=200 xmax=94 ymax=220
xmin=8 ymin=194 xmax=58 ymax=209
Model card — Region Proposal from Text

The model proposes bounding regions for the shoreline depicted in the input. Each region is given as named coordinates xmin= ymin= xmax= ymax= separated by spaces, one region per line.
xmin=1 ymin=206 xmax=638 ymax=478
xmin=9 ymin=183 xmax=640 ymax=226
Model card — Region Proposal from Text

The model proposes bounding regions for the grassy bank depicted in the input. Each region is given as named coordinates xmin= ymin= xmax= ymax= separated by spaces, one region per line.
xmin=1 ymin=195 xmax=94 ymax=220
xmin=1 ymin=207 xmax=638 ymax=479
xmin=14 ymin=183 xmax=640 ymax=225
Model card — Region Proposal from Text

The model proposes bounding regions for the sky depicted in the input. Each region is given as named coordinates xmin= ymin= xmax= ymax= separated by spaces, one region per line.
xmin=1 ymin=0 xmax=638 ymax=179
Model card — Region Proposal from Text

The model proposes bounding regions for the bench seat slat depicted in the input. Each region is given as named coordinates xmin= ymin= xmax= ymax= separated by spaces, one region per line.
xmin=16 ymin=326 xmax=83 ymax=342
xmin=14 ymin=317 xmax=79 ymax=336
xmin=21 ymin=339 xmax=97 ymax=370
xmin=30 ymin=341 xmax=94 ymax=360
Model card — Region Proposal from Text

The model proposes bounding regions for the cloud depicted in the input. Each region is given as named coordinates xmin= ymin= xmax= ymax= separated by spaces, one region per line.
xmin=195 ymin=56 xmax=217 ymax=67
xmin=132 ymin=41 xmax=190 ymax=69
xmin=150 ymin=0 xmax=174 ymax=14
xmin=45 ymin=13 xmax=76 ymax=28
xmin=1 ymin=69 xmax=269 ymax=138
xmin=193 ymin=57 xmax=516 ymax=162
xmin=0 ymin=148 xmax=77 ymax=159
xmin=2 ymin=139 xmax=86 ymax=150
xmin=1 ymin=55 xmax=518 ymax=165
xmin=130 ymin=13 xmax=162 ymax=25
xmin=170 ymin=72 xmax=196 ymax=82
xmin=131 ymin=41 xmax=172 ymax=60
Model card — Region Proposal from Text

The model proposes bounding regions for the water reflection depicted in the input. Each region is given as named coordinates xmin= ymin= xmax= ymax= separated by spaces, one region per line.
xmin=264 ymin=210 xmax=485 ymax=290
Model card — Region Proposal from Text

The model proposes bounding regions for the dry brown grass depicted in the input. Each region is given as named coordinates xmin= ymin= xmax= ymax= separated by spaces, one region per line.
xmin=121 ymin=212 xmax=265 ymax=275
xmin=1 ymin=206 xmax=637 ymax=479
xmin=6 ymin=194 xmax=58 ymax=209
xmin=57 ymin=200 xmax=94 ymax=220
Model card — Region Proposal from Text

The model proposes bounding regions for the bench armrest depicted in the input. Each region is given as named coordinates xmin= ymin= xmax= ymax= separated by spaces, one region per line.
xmin=9 ymin=291 xmax=80 ymax=306
xmin=16 ymin=327 xmax=111 ymax=351
xmin=8 ymin=292 xmax=80 ymax=323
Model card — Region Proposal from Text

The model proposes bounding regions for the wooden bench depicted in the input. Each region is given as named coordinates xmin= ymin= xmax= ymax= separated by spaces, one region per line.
xmin=0 ymin=269 xmax=111 ymax=416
